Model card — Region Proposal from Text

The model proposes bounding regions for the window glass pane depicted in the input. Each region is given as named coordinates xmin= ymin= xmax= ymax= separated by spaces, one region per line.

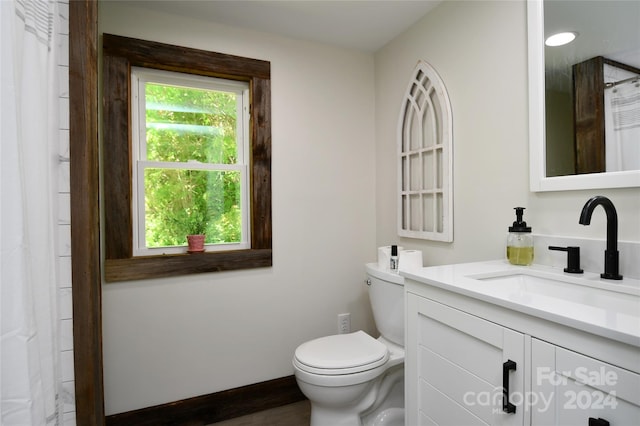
xmin=423 ymin=194 xmax=434 ymax=232
xmin=402 ymin=107 xmax=412 ymax=153
xmin=436 ymin=148 xmax=443 ymax=189
xmin=401 ymin=156 xmax=408 ymax=191
xmin=423 ymin=151 xmax=434 ymax=190
xmin=409 ymin=107 xmax=421 ymax=151
xmin=423 ymin=99 xmax=435 ymax=148
xmin=145 ymin=83 xmax=238 ymax=164
xmin=436 ymin=192 xmax=444 ymax=233
xmin=430 ymin=89 xmax=442 ymax=143
xmin=144 ymin=168 xmax=242 ymax=248
xmin=409 ymin=153 xmax=421 ymax=191
xmin=409 ymin=194 xmax=421 ymax=231
xmin=401 ymin=194 xmax=408 ymax=229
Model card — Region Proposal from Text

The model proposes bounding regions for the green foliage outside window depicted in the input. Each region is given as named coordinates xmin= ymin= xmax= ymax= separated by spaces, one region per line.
xmin=143 ymin=83 xmax=243 ymax=248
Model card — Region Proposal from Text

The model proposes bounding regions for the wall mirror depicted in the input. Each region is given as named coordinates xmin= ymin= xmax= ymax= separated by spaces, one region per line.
xmin=528 ymin=0 xmax=640 ymax=191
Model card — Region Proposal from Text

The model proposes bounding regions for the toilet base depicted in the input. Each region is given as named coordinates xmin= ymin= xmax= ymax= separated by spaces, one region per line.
xmin=309 ymin=407 xmax=362 ymax=426
xmin=361 ymin=369 xmax=403 ymax=426
xmin=302 ymin=364 xmax=404 ymax=426
xmin=366 ymin=407 xmax=404 ymax=426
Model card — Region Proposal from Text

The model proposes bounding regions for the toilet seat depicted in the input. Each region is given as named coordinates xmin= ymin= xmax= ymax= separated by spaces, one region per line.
xmin=294 ymin=331 xmax=389 ymax=375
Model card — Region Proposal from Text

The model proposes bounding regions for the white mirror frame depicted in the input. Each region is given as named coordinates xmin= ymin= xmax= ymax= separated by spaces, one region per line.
xmin=527 ymin=0 xmax=640 ymax=192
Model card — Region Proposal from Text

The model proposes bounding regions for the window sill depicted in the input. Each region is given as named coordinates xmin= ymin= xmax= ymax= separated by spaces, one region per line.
xmin=104 ymin=249 xmax=272 ymax=282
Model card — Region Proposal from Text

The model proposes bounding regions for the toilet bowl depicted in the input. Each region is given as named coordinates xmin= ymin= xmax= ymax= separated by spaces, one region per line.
xmin=293 ymin=264 xmax=405 ymax=426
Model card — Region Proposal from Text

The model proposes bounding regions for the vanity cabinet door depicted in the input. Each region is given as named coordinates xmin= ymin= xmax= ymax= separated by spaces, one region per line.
xmin=531 ymin=339 xmax=640 ymax=425
xmin=406 ymin=293 xmax=525 ymax=426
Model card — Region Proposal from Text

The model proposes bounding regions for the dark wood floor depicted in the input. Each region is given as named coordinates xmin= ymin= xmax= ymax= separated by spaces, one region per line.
xmin=209 ymin=400 xmax=310 ymax=426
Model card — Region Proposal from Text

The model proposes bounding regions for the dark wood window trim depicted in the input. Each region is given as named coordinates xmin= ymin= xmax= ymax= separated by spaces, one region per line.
xmin=70 ymin=1 xmax=104 ymax=423
xmin=102 ymin=34 xmax=272 ymax=282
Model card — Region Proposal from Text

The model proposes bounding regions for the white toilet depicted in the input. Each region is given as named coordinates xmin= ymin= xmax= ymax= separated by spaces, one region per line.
xmin=293 ymin=263 xmax=405 ymax=426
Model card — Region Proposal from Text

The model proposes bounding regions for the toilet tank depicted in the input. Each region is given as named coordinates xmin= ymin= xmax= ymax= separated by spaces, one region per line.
xmin=365 ymin=263 xmax=405 ymax=346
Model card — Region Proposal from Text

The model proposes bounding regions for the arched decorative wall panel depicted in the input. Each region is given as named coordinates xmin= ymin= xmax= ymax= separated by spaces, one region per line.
xmin=398 ymin=61 xmax=453 ymax=241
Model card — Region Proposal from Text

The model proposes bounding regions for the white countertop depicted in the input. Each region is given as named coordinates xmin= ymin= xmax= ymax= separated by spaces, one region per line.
xmin=400 ymin=260 xmax=640 ymax=348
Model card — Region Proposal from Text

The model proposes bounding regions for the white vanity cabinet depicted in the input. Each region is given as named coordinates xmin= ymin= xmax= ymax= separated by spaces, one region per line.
xmin=403 ymin=262 xmax=640 ymax=426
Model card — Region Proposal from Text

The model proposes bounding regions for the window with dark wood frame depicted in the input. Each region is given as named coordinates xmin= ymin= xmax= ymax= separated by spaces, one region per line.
xmin=102 ymin=34 xmax=272 ymax=282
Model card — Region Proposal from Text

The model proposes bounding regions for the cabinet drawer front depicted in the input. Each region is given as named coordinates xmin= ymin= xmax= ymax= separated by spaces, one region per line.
xmin=419 ymin=345 xmax=498 ymax=424
xmin=555 ymin=375 xmax=640 ymax=425
xmin=418 ymin=300 xmax=503 ymax=384
xmin=557 ymin=346 xmax=640 ymax=407
xmin=420 ymin=380 xmax=489 ymax=426
xmin=532 ymin=338 xmax=640 ymax=425
xmin=413 ymin=296 xmax=524 ymax=425
xmin=417 ymin=296 xmax=503 ymax=347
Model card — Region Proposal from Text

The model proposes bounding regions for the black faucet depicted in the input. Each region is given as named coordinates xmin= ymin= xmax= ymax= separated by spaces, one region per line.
xmin=579 ymin=196 xmax=623 ymax=280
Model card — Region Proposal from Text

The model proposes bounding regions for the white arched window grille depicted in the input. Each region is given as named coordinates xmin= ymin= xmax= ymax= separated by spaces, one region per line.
xmin=398 ymin=61 xmax=453 ymax=241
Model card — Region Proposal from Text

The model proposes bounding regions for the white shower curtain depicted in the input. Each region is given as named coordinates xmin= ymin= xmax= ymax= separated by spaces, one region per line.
xmin=605 ymin=78 xmax=640 ymax=172
xmin=1 ymin=0 xmax=63 ymax=424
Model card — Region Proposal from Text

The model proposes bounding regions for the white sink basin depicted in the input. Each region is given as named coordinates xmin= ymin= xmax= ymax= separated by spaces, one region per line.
xmin=466 ymin=269 xmax=640 ymax=316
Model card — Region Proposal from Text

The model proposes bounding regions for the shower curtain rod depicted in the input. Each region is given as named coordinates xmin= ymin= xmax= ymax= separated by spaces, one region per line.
xmin=605 ymin=75 xmax=639 ymax=88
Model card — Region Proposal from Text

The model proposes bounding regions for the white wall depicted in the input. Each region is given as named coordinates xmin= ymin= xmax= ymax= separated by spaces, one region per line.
xmin=100 ymin=0 xmax=640 ymax=416
xmin=374 ymin=0 xmax=640 ymax=266
xmin=99 ymin=2 xmax=377 ymax=415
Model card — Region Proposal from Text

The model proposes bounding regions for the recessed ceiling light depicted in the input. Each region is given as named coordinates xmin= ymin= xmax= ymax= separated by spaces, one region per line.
xmin=545 ymin=32 xmax=578 ymax=47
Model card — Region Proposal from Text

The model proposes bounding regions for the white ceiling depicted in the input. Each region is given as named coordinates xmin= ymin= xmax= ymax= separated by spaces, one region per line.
xmin=544 ymin=0 xmax=639 ymax=92
xmin=124 ymin=0 xmax=442 ymax=52
xmin=545 ymin=0 xmax=640 ymax=68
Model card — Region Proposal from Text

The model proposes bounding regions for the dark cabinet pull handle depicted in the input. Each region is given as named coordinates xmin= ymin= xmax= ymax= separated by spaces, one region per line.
xmin=588 ymin=418 xmax=610 ymax=426
xmin=502 ymin=359 xmax=517 ymax=413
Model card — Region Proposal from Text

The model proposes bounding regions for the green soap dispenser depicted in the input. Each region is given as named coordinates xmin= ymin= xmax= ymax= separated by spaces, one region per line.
xmin=507 ymin=207 xmax=534 ymax=266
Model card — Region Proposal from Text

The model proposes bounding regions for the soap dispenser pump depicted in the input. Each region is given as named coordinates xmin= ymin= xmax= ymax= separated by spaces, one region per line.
xmin=507 ymin=207 xmax=534 ymax=266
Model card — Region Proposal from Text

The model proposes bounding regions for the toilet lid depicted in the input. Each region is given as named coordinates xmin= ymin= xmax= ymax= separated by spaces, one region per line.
xmin=294 ymin=331 xmax=389 ymax=375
